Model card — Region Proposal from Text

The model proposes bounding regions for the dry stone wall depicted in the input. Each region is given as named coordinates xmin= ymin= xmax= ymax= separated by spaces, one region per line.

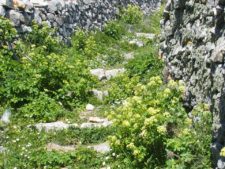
xmin=160 ymin=0 xmax=225 ymax=167
xmin=0 ymin=0 xmax=160 ymax=43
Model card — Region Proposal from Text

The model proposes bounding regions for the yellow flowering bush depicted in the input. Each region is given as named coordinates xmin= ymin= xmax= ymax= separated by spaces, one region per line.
xmin=108 ymin=76 xmax=212 ymax=168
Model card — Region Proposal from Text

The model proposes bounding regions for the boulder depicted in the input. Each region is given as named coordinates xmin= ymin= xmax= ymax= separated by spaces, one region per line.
xmin=9 ymin=10 xmax=25 ymax=26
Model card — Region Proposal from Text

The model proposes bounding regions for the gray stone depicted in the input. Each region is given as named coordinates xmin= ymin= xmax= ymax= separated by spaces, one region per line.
xmin=105 ymin=68 xmax=125 ymax=80
xmin=90 ymin=68 xmax=105 ymax=80
xmin=35 ymin=121 xmax=78 ymax=132
xmin=124 ymin=52 xmax=134 ymax=60
xmin=1 ymin=109 xmax=11 ymax=124
xmin=0 ymin=5 xmax=5 ymax=16
xmin=135 ymin=33 xmax=155 ymax=39
xmin=88 ymin=142 xmax=111 ymax=153
xmin=86 ymin=104 xmax=95 ymax=111
xmin=46 ymin=143 xmax=76 ymax=152
xmin=129 ymin=39 xmax=144 ymax=47
xmin=0 ymin=146 xmax=6 ymax=153
xmin=91 ymin=89 xmax=108 ymax=101
xmin=9 ymin=10 xmax=25 ymax=26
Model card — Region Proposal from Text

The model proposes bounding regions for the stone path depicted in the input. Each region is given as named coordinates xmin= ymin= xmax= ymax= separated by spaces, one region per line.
xmin=31 ymin=31 xmax=151 ymax=159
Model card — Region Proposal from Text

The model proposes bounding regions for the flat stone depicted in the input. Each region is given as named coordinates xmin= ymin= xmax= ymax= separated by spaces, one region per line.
xmin=136 ymin=33 xmax=155 ymax=39
xmin=80 ymin=120 xmax=112 ymax=128
xmin=90 ymin=68 xmax=106 ymax=80
xmin=88 ymin=142 xmax=110 ymax=153
xmin=35 ymin=121 xmax=78 ymax=132
xmin=88 ymin=117 xmax=107 ymax=123
xmin=86 ymin=104 xmax=95 ymax=111
xmin=46 ymin=143 xmax=76 ymax=152
xmin=105 ymin=68 xmax=125 ymax=80
xmin=129 ymin=39 xmax=144 ymax=47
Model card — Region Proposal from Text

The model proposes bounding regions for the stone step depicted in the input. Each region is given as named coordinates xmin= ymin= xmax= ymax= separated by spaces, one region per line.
xmin=129 ymin=39 xmax=144 ymax=47
xmin=35 ymin=121 xmax=78 ymax=132
xmin=135 ymin=32 xmax=155 ymax=39
xmin=35 ymin=119 xmax=112 ymax=132
xmin=90 ymin=68 xmax=125 ymax=81
xmin=46 ymin=143 xmax=76 ymax=152
xmin=46 ymin=142 xmax=110 ymax=154
xmin=87 ymin=142 xmax=110 ymax=154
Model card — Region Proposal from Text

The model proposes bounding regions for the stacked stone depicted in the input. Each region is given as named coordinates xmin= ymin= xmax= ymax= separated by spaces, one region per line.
xmin=160 ymin=0 xmax=225 ymax=168
xmin=0 ymin=0 xmax=160 ymax=42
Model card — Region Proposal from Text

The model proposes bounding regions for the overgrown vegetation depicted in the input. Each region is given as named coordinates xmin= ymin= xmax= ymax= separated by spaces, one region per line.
xmin=108 ymin=77 xmax=212 ymax=168
xmin=0 ymin=4 xmax=212 ymax=169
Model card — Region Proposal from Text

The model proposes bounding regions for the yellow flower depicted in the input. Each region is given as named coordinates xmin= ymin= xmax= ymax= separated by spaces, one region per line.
xmin=220 ymin=147 xmax=225 ymax=157
xmin=144 ymin=116 xmax=157 ymax=126
xmin=157 ymin=126 xmax=167 ymax=135
xmin=122 ymin=120 xmax=130 ymax=127
xmin=132 ymin=96 xmax=142 ymax=103
xmin=184 ymin=118 xmax=192 ymax=125
xmin=147 ymin=107 xmax=160 ymax=115
xmin=164 ymin=88 xmax=171 ymax=95
xmin=163 ymin=112 xmax=171 ymax=118
xmin=168 ymin=80 xmax=177 ymax=88
xmin=178 ymin=85 xmax=185 ymax=93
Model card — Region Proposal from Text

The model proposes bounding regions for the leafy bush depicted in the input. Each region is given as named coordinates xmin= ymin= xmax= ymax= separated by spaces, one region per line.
xmin=108 ymin=77 xmax=212 ymax=168
xmin=71 ymin=29 xmax=98 ymax=58
xmin=0 ymin=18 xmax=95 ymax=122
xmin=125 ymin=46 xmax=163 ymax=81
xmin=103 ymin=20 xmax=125 ymax=40
xmin=121 ymin=5 xmax=143 ymax=24
xmin=106 ymin=74 xmax=139 ymax=103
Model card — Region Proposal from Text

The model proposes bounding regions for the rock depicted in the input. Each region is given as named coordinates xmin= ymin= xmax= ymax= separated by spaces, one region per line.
xmin=88 ymin=117 xmax=108 ymax=123
xmin=47 ymin=0 xmax=65 ymax=13
xmin=124 ymin=52 xmax=134 ymax=60
xmin=105 ymin=68 xmax=125 ymax=80
xmin=90 ymin=68 xmax=106 ymax=80
xmin=0 ymin=5 xmax=5 ymax=16
xmin=211 ymin=38 xmax=225 ymax=64
xmin=217 ymin=158 xmax=225 ymax=169
xmin=129 ymin=39 xmax=144 ymax=47
xmin=9 ymin=10 xmax=25 ymax=26
xmin=80 ymin=120 xmax=112 ymax=128
xmin=0 ymin=146 xmax=6 ymax=153
xmin=88 ymin=142 xmax=111 ymax=153
xmin=12 ymin=0 xmax=26 ymax=10
xmin=31 ymin=0 xmax=48 ymax=7
xmin=86 ymin=104 xmax=95 ymax=111
xmin=91 ymin=89 xmax=108 ymax=101
xmin=35 ymin=121 xmax=78 ymax=132
xmin=1 ymin=109 xmax=11 ymax=124
xmin=46 ymin=143 xmax=76 ymax=152
xmin=135 ymin=33 xmax=155 ymax=39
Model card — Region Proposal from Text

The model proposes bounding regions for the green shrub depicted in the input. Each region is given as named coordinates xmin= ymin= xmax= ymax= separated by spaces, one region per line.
xmin=71 ymin=29 xmax=98 ymax=58
xmin=108 ymin=77 xmax=212 ymax=168
xmin=125 ymin=46 xmax=163 ymax=81
xmin=103 ymin=20 xmax=125 ymax=40
xmin=0 ymin=18 xmax=95 ymax=122
xmin=106 ymin=74 xmax=139 ymax=103
xmin=121 ymin=5 xmax=143 ymax=24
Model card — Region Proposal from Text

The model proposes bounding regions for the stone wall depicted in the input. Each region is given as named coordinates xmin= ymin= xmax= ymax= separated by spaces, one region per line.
xmin=160 ymin=0 xmax=225 ymax=168
xmin=0 ymin=0 xmax=160 ymax=43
